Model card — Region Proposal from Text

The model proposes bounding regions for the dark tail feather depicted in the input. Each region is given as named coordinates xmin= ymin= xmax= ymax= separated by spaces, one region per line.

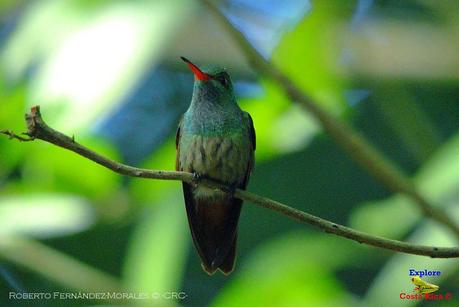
xmin=218 ymin=234 xmax=237 ymax=275
xmin=202 ymin=233 xmax=237 ymax=275
xmin=182 ymin=183 xmax=242 ymax=275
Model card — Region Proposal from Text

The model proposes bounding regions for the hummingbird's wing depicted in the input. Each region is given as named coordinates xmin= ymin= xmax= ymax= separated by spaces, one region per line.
xmin=246 ymin=112 xmax=256 ymax=150
xmin=175 ymin=117 xmax=183 ymax=170
xmin=241 ymin=112 xmax=256 ymax=187
xmin=217 ymin=112 xmax=256 ymax=274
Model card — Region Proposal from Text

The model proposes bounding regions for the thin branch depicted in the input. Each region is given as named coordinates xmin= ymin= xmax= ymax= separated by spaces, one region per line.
xmin=200 ymin=0 xmax=459 ymax=237
xmin=0 ymin=129 xmax=34 ymax=141
xmin=1 ymin=106 xmax=459 ymax=258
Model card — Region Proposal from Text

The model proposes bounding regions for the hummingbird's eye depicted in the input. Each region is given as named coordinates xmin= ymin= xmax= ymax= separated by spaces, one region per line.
xmin=216 ymin=74 xmax=230 ymax=89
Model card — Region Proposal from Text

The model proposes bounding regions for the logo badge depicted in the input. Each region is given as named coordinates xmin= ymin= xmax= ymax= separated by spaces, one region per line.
xmin=411 ymin=276 xmax=439 ymax=294
xmin=399 ymin=269 xmax=453 ymax=301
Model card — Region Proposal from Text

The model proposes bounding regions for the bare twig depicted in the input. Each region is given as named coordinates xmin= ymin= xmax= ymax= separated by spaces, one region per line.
xmin=200 ymin=0 xmax=459 ymax=236
xmin=0 ymin=129 xmax=34 ymax=141
xmin=1 ymin=106 xmax=458 ymax=258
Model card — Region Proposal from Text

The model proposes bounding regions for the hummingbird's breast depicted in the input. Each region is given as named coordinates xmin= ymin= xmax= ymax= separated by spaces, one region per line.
xmin=178 ymin=132 xmax=251 ymax=200
xmin=178 ymin=94 xmax=253 ymax=199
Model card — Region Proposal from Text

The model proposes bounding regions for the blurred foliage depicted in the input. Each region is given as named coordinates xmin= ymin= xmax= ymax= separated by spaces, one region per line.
xmin=273 ymin=0 xmax=352 ymax=115
xmin=213 ymin=234 xmax=361 ymax=307
xmin=0 ymin=0 xmax=459 ymax=306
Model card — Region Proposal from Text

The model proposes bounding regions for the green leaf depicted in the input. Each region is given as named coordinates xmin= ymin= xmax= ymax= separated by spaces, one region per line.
xmin=129 ymin=139 xmax=179 ymax=206
xmin=213 ymin=232 xmax=359 ymax=307
xmin=373 ymin=84 xmax=441 ymax=163
xmin=1 ymin=0 xmax=195 ymax=132
xmin=0 ymin=193 xmax=94 ymax=238
xmin=123 ymin=193 xmax=188 ymax=300
xmin=352 ymin=133 xmax=459 ymax=305
xmin=0 ymin=82 xmax=27 ymax=178
xmin=272 ymin=0 xmax=353 ymax=115
xmin=350 ymin=132 xmax=459 ymax=238
xmin=14 ymin=136 xmax=121 ymax=200
xmin=240 ymin=80 xmax=319 ymax=160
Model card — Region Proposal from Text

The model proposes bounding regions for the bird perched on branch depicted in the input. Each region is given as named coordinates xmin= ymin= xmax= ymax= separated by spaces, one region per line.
xmin=176 ymin=57 xmax=256 ymax=275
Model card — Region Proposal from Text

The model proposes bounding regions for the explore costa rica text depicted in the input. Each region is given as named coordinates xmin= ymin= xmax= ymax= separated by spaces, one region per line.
xmin=409 ymin=269 xmax=441 ymax=278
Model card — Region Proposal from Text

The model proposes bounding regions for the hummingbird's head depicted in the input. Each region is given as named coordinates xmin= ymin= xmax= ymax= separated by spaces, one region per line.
xmin=181 ymin=57 xmax=235 ymax=106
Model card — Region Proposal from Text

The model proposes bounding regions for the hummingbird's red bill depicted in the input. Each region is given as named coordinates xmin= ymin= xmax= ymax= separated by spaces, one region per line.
xmin=181 ymin=56 xmax=211 ymax=81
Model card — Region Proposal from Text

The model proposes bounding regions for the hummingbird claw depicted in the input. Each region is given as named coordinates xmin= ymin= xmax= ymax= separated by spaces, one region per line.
xmin=221 ymin=184 xmax=236 ymax=197
xmin=192 ymin=172 xmax=202 ymax=182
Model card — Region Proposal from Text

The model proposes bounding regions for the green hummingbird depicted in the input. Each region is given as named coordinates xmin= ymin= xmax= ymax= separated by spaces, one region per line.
xmin=176 ymin=57 xmax=256 ymax=275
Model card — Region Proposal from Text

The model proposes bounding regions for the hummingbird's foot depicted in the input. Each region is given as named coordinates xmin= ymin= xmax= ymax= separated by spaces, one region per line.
xmin=221 ymin=184 xmax=236 ymax=197
xmin=191 ymin=172 xmax=202 ymax=187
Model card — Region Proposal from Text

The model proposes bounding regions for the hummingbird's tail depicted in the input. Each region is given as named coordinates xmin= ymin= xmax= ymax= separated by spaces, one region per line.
xmin=182 ymin=183 xmax=242 ymax=275
xmin=217 ymin=235 xmax=237 ymax=275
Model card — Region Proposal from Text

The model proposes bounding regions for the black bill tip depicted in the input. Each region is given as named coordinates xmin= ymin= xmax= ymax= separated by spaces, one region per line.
xmin=180 ymin=56 xmax=191 ymax=64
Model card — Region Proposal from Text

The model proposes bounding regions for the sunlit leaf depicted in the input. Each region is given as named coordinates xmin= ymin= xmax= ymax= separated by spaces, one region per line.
xmin=352 ymin=133 xmax=459 ymax=305
xmin=350 ymin=133 xmax=459 ymax=238
xmin=123 ymin=194 xmax=188 ymax=304
xmin=1 ymin=0 xmax=195 ymax=132
xmin=213 ymin=232 xmax=359 ymax=307
xmin=272 ymin=0 xmax=353 ymax=115
xmin=14 ymin=136 xmax=121 ymax=201
xmin=0 ymin=81 xmax=27 ymax=178
xmin=129 ymin=139 xmax=179 ymax=206
xmin=0 ymin=193 xmax=94 ymax=238
xmin=240 ymin=80 xmax=319 ymax=160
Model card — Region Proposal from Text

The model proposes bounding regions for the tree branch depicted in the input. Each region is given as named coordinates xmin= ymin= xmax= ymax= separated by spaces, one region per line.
xmin=1 ymin=106 xmax=459 ymax=258
xmin=200 ymin=0 xmax=459 ymax=237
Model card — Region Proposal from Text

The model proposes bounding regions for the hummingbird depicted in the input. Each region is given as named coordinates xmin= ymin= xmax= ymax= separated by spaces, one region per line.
xmin=176 ymin=57 xmax=256 ymax=275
